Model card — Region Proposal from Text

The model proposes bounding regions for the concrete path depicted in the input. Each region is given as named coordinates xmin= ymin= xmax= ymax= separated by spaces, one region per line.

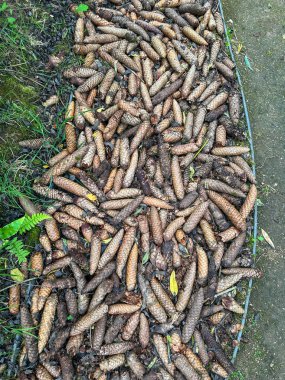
xmin=223 ymin=1 xmax=285 ymax=379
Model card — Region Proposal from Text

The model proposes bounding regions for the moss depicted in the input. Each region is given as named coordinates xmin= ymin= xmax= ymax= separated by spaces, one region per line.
xmin=25 ymin=226 xmax=41 ymax=248
xmin=0 ymin=75 xmax=38 ymax=106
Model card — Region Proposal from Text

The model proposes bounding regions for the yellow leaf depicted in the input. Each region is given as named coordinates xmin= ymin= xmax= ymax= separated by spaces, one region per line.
xmin=42 ymin=164 xmax=49 ymax=169
xmin=169 ymin=270 xmax=178 ymax=296
xmin=92 ymin=131 xmax=98 ymax=138
xmin=96 ymin=107 xmax=105 ymax=113
xmin=261 ymin=228 xmax=275 ymax=249
xmin=102 ymin=238 xmax=112 ymax=244
xmin=86 ymin=193 xmax=97 ymax=202
xmin=237 ymin=43 xmax=243 ymax=54
xmin=10 ymin=268 xmax=25 ymax=283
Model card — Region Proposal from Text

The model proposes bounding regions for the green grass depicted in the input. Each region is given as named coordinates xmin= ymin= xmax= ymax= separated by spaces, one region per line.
xmin=0 ymin=321 xmax=37 ymax=338
xmin=0 ymin=0 xmax=75 ymax=156
xmin=0 ymin=2 xmax=78 ymax=376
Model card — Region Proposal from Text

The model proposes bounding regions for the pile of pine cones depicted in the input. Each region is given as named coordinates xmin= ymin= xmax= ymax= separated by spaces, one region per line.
xmin=14 ymin=1 xmax=261 ymax=379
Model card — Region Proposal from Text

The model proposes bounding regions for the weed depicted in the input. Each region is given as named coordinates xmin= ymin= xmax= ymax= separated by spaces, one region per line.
xmin=260 ymin=183 xmax=276 ymax=197
xmin=225 ymin=27 xmax=234 ymax=47
xmin=228 ymin=370 xmax=245 ymax=380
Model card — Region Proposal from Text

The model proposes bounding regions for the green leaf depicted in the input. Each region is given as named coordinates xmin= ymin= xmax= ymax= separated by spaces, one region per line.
xmin=244 ymin=55 xmax=253 ymax=71
xmin=169 ymin=270 xmax=178 ymax=296
xmin=7 ymin=16 xmax=16 ymax=24
xmin=75 ymin=3 xmax=89 ymax=12
xmin=0 ymin=216 xmax=25 ymax=239
xmin=10 ymin=268 xmax=25 ymax=283
xmin=257 ymin=236 xmax=264 ymax=241
xmin=67 ymin=315 xmax=74 ymax=321
xmin=147 ymin=357 xmax=157 ymax=369
xmin=0 ymin=2 xmax=8 ymax=12
xmin=18 ymin=213 xmax=51 ymax=234
xmin=142 ymin=251 xmax=149 ymax=265
xmin=0 ymin=213 xmax=50 ymax=240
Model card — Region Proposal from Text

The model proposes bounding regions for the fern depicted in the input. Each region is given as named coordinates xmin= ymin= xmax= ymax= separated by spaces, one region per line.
xmin=18 ymin=213 xmax=50 ymax=234
xmin=4 ymin=237 xmax=30 ymax=264
xmin=0 ymin=213 xmax=50 ymax=239
xmin=0 ymin=212 xmax=50 ymax=263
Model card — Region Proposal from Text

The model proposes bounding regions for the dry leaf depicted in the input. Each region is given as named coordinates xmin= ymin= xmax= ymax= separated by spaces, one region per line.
xmin=10 ymin=268 xmax=25 ymax=283
xmin=261 ymin=229 xmax=275 ymax=249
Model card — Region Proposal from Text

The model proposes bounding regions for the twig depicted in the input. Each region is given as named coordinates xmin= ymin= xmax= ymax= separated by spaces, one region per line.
xmin=0 ymin=276 xmax=38 ymax=293
xmin=214 ymin=286 xmax=237 ymax=298
xmin=7 ymin=334 xmax=21 ymax=378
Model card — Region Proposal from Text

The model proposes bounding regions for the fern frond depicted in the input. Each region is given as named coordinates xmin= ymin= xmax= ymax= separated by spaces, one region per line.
xmin=5 ymin=237 xmax=30 ymax=263
xmin=0 ymin=217 xmax=26 ymax=239
xmin=18 ymin=213 xmax=51 ymax=234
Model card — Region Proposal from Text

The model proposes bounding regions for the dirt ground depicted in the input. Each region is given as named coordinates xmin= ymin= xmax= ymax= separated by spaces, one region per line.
xmin=223 ymin=0 xmax=285 ymax=379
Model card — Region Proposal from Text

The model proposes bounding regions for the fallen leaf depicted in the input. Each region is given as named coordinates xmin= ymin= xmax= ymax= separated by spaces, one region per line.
xmin=96 ymin=107 xmax=105 ymax=113
xmin=261 ymin=229 xmax=275 ymax=249
xmin=142 ymin=251 xmax=149 ymax=265
xmin=169 ymin=270 xmax=178 ymax=296
xmin=237 ymin=43 xmax=243 ymax=54
xmin=86 ymin=193 xmax=97 ymax=202
xmin=10 ymin=268 xmax=25 ymax=283
xmin=147 ymin=357 xmax=157 ymax=369
xmin=102 ymin=238 xmax=112 ymax=244
xmin=42 ymin=164 xmax=49 ymax=169
xmin=244 ymin=55 xmax=253 ymax=71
